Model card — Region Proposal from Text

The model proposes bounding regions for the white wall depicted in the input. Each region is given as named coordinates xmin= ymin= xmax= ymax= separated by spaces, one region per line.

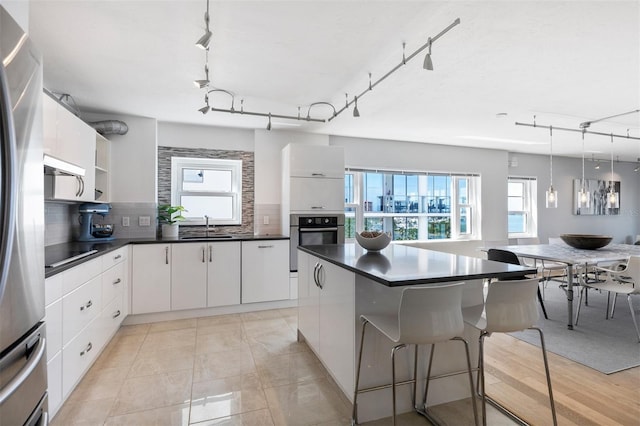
xmin=84 ymin=113 xmax=158 ymax=203
xmin=1 ymin=0 xmax=28 ymax=32
xmin=158 ymin=122 xmax=253 ymax=151
xmin=330 ymin=136 xmax=510 ymax=242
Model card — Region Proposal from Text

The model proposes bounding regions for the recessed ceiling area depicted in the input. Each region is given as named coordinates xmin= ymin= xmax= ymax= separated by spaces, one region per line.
xmin=28 ymin=0 xmax=640 ymax=161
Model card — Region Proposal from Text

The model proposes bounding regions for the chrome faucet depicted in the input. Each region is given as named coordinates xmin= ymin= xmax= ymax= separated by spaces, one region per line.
xmin=204 ymin=215 xmax=214 ymax=235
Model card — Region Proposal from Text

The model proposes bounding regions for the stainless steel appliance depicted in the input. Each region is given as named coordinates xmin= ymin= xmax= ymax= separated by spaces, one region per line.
xmin=289 ymin=214 xmax=344 ymax=272
xmin=0 ymin=6 xmax=48 ymax=425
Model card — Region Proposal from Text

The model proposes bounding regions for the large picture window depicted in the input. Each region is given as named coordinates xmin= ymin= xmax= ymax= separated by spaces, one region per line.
xmin=508 ymin=177 xmax=537 ymax=237
xmin=171 ymin=157 xmax=242 ymax=225
xmin=345 ymin=169 xmax=480 ymax=242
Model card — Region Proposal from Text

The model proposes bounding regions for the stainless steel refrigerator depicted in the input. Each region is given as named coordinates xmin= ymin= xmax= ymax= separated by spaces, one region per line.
xmin=0 ymin=6 xmax=48 ymax=426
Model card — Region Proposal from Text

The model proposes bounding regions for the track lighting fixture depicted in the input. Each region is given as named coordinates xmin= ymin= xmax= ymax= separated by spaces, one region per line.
xmin=194 ymin=64 xmax=209 ymax=89
xmin=198 ymin=94 xmax=210 ymax=114
xmin=577 ymin=131 xmax=590 ymax=209
xmin=423 ymin=37 xmax=433 ymax=70
xmin=353 ymin=96 xmax=360 ymax=117
xmin=306 ymin=102 xmax=337 ymax=121
xmin=634 ymin=158 xmax=640 ymax=172
xmin=607 ymin=134 xmax=618 ymax=208
xmin=594 ymin=161 xmax=600 ymax=170
xmin=196 ymin=0 xmax=212 ymax=50
xmin=267 ymin=113 xmax=272 ymax=130
xmin=545 ymin=125 xmax=557 ymax=208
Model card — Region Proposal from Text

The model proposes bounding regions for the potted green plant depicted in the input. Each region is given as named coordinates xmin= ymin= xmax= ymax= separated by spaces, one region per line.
xmin=158 ymin=204 xmax=187 ymax=238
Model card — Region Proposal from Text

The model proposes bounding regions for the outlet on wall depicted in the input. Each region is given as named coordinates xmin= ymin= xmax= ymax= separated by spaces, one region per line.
xmin=263 ymin=216 xmax=270 ymax=225
xmin=139 ymin=216 xmax=151 ymax=226
xmin=122 ymin=216 xmax=130 ymax=227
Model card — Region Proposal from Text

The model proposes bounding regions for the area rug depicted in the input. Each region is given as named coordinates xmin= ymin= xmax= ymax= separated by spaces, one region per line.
xmin=509 ymin=283 xmax=640 ymax=374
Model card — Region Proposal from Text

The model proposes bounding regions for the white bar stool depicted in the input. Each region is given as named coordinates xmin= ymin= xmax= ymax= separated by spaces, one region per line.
xmin=463 ymin=277 xmax=557 ymax=426
xmin=352 ymin=282 xmax=479 ymax=426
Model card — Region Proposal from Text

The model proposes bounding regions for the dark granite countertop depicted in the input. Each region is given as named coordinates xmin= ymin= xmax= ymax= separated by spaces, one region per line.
xmin=45 ymin=234 xmax=288 ymax=278
xmin=298 ymin=243 xmax=537 ymax=287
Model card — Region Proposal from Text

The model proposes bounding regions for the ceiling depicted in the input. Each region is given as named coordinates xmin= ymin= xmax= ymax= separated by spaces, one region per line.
xmin=27 ymin=0 xmax=640 ymax=162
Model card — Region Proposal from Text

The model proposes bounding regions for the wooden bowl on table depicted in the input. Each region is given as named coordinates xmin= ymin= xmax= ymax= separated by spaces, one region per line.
xmin=560 ymin=234 xmax=612 ymax=250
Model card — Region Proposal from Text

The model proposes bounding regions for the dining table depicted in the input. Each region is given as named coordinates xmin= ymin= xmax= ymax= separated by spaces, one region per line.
xmin=490 ymin=243 xmax=640 ymax=329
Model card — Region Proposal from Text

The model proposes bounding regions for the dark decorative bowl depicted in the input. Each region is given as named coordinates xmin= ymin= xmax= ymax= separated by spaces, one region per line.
xmin=560 ymin=234 xmax=612 ymax=250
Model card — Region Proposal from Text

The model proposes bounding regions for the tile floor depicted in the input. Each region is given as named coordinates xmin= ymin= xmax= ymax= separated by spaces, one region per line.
xmin=52 ymin=308 xmax=511 ymax=425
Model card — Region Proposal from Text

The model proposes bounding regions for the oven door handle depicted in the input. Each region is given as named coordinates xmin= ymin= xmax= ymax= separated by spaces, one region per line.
xmin=299 ymin=227 xmax=338 ymax=232
xmin=0 ymin=335 xmax=46 ymax=405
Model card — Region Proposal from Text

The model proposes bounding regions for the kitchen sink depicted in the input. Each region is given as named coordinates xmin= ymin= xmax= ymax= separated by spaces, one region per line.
xmin=180 ymin=235 xmax=234 ymax=240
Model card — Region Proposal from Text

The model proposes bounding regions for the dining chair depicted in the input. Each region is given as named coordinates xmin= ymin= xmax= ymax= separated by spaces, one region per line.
xmin=486 ymin=249 xmax=549 ymax=319
xmin=463 ymin=277 xmax=557 ymax=426
xmin=352 ymin=282 xmax=479 ymax=426
xmin=575 ymin=255 xmax=640 ymax=342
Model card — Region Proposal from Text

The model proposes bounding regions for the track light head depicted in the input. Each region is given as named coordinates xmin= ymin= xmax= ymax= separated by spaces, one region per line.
xmin=423 ymin=38 xmax=433 ymax=71
xmin=194 ymin=79 xmax=209 ymax=89
xmin=595 ymin=161 xmax=600 ymax=170
xmin=353 ymin=96 xmax=360 ymax=117
xmin=199 ymin=94 xmax=210 ymax=114
xmin=635 ymin=158 xmax=640 ymax=172
xmin=267 ymin=113 xmax=272 ymax=131
xmin=196 ymin=30 xmax=212 ymax=50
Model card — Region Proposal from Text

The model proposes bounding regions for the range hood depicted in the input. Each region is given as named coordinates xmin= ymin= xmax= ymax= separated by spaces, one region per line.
xmin=43 ymin=154 xmax=85 ymax=177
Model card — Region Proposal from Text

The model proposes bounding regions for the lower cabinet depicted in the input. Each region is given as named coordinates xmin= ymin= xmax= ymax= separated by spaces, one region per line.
xmin=171 ymin=243 xmax=208 ymax=310
xmin=45 ymin=247 xmax=128 ymax=419
xmin=241 ymin=240 xmax=289 ymax=303
xmin=298 ymin=251 xmax=355 ymax=396
xmin=131 ymin=244 xmax=171 ymax=314
xmin=208 ymin=242 xmax=241 ymax=307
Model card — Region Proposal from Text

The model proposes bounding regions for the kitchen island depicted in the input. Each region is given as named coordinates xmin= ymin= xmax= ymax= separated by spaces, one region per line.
xmin=297 ymin=243 xmax=535 ymax=423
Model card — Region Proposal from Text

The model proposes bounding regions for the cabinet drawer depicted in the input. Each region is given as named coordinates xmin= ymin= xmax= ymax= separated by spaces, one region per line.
xmin=44 ymin=298 xmax=62 ymax=362
xmin=45 ymin=274 xmax=63 ymax=306
xmin=62 ymin=258 xmax=102 ymax=294
xmin=102 ymin=246 xmax=127 ymax=271
xmin=62 ymin=276 xmax=102 ymax=345
xmin=62 ymin=319 xmax=100 ymax=398
xmin=97 ymin=294 xmax=125 ymax=343
xmin=102 ymin=261 xmax=125 ymax=306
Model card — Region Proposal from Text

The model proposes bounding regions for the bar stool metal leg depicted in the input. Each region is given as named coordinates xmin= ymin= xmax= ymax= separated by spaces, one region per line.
xmin=452 ymin=336 xmax=480 ymax=426
xmin=391 ymin=344 xmax=406 ymax=426
xmin=352 ymin=319 xmax=369 ymax=425
xmin=532 ymin=327 xmax=558 ymax=426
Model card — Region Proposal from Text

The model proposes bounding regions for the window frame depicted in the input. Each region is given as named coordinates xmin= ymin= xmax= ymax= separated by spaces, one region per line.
xmin=345 ymin=168 xmax=480 ymax=242
xmin=507 ymin=176 xmax=538 ymax=238
xmin=171 ymin=156 xmax=243 ymax=226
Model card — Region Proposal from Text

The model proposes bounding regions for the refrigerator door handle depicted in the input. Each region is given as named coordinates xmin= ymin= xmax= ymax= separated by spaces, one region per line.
xmin=0 ymin=335 xmax=46 ymax=405
xmin=0 ymin=63 xmax=17 ymax=301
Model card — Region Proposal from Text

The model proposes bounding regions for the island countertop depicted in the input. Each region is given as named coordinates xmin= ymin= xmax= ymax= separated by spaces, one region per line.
xmin=298 ymin=243 xmax=536 ymax=287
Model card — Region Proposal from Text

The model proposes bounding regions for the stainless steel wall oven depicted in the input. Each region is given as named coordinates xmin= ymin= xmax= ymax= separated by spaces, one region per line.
xmin=289 ymin=214 xmax=344 ymax=272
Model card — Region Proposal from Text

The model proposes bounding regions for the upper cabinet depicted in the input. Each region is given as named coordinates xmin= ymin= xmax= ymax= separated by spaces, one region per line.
xmin=286 ymin=144 xmax=345 ymax=178
xmin=43 ymin=92 xmax=110 ymax=202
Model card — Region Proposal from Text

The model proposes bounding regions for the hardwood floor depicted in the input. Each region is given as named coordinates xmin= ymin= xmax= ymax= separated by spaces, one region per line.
xmin=483 ymin=333 xmax=640 ymax=426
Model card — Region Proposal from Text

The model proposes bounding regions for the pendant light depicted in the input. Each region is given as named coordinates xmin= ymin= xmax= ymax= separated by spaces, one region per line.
xmin=607 ymin=133 xmax=619 ymax=208
xmin=196 ymin=0 xmax=212 ymax=50
xmin=577 ymin=130 xmax=590 ymax=209
xmin=545 ymin=125 xmax=558 ymax=208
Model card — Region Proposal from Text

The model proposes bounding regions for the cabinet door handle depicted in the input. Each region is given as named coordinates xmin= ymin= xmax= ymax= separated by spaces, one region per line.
xmin=311 ymin=173 xmax=326 ymax=177
xmin=313 ymin=263 xmax=320 ymax=287
xmin=80 ymin=342 xmax=92 ymax=356
xmin=75 ymin=176 xmax=82 ymax=197
xmin=202 ymin=247 xmax=206 ymax=263
xmin=114 ymin=254 xmax=122 ymax=260
xmin=311 ymin=206 xmax=325 ymax=209
xmin=79 ymin=300 xmax=92 ymax=311
xmin=209 ymin=245 xmax=212 ymax=262
xmin=258 ymin=245 xmax=274 ymax=249
xmin=77 ymin=176 xmax=85 ymax=197
xmin=112 ymin=310 xmax=121 ymax=319
xmin=165 ymin=246 xmax=169 ymax=264
xmin=112 ymin=278 xmax=121 ymax=285
xmin=317 ymin=264 xmax=324 ymax=289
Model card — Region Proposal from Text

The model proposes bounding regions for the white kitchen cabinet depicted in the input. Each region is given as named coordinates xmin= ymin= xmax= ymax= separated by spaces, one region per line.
xmin=62 ymin=317 xmax=101 ymax=398
xmin=298 ymin=251 xmax=355 ymax=396
xmin=47 ymin=351 xmax=63 ymax=419
xmin=289 ymin=177 xmax=345 ymax=212
xmin=208 ymin=242 xmax=241 ymax=307
xmin=42 ymin=91 xmax=97 ymax=202
xmin=62 ymin=275 xmax=102 ymax=345
xmin=285 ymin=144 xmax=345 ymax=178
xmin=241 ymin=240 xmax=289 ymax=304
xmin=131 ymin=244 xmax=171 ymax=314
xmin=171 ymin=243 xmax=208 ymax=311
xmin=94 ymin=133 xmax=110 ymax=202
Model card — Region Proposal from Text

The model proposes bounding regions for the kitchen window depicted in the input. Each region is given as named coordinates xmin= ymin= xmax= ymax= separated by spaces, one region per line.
xmin=344 ymin=169 xmax=480 ymax=241
xmin=171 ymin=157 xmax=242 ymax=225
xmin=508 ymin=176 xmax=537 ymax=237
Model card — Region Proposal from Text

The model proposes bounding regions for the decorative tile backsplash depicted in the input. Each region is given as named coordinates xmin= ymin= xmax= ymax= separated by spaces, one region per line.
xmin=157 ymin=146 xmax=255 ymax=236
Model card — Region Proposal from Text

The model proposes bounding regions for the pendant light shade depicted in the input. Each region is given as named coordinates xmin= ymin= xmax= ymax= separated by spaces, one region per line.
xmin=353 ymin=96 xmax=360 ymax=117
xmin=545 ymin=126 xmax=557 ymax=208
xmin=423 ymin=38 xmax=433 ymax=70
xmin=577 ymin=131 xmax=590 ymax=209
